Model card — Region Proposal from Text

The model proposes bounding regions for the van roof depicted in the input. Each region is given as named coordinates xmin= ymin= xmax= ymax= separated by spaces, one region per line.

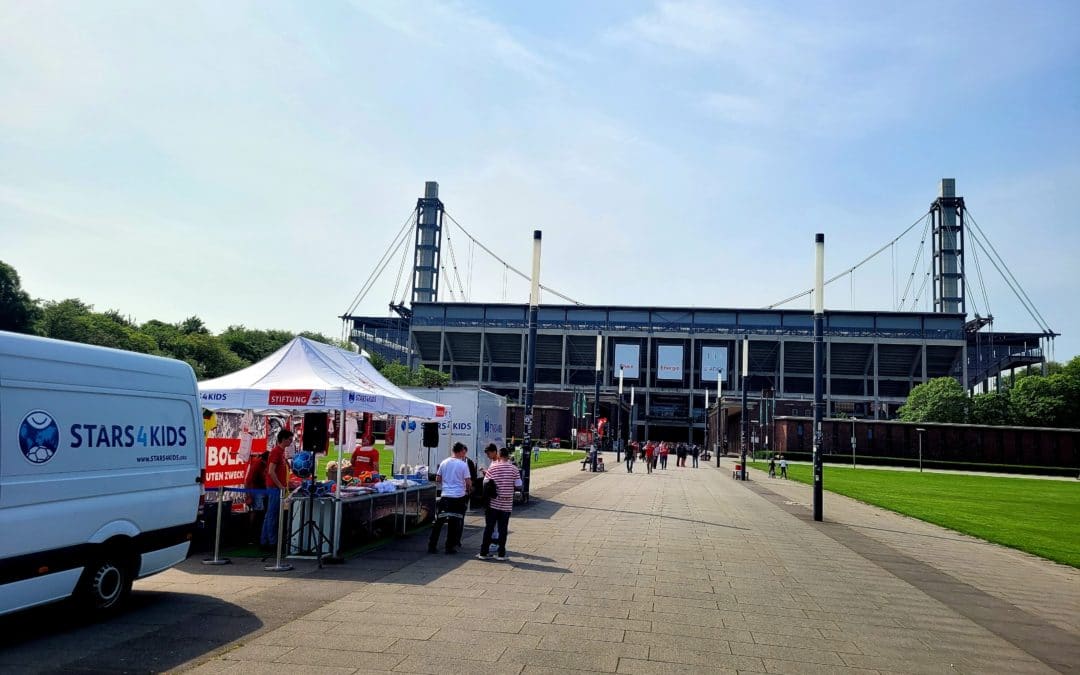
xmin=0 ymin=331 xmax=198 ymax=394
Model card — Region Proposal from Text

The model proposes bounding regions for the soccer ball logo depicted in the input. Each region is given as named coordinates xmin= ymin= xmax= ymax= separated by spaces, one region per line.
xmin=292 ymin=450 xmax=315 ymax=479
xmin=20 ymin=410 xmax=60 ymax=464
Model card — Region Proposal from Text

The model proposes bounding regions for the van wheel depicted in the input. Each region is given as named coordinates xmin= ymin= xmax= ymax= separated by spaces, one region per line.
xmin=77 ymin=550 xmax=134 ymax=615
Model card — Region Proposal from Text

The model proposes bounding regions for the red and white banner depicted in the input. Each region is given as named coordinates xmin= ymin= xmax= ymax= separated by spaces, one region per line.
xmin=268 ymin=389 xmax=326 ymax=406
xmin=205 ymin=437 xmax=268 ymax=488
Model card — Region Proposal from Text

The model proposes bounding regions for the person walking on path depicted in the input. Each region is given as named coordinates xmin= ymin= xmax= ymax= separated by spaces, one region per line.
xmin=779 ymin=455 xmax=788 ymax=479
xmin=261 ymin=429 xmax=293 ymax=550
xmin=429 ymin=442 xmax=472 ymax=554
xmin=481 ymin=444 xmax=501 ymax=542
xmin=659 ymin=442 xmax=669 ymax=470
xmin=478 ymin=447 xmax=521 ymax=561
xmin=691 ymin=443 xmax=700 ymax=468
xmin=625 ymin=441 xmax=636 ymax=473
xmin=768 ymin=454 xmax=776 ymax=478
xmin=644 ymin=442 xmax=655 ymax=474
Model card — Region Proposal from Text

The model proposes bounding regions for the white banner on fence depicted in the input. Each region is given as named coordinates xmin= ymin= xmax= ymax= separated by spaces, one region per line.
xmin=701 ymin=346 xmax=728 ymax=384
xmin=613 ymin=343 xmax=640 ymax=379
xmin=656 ymin=345 xmax=684 ymax=380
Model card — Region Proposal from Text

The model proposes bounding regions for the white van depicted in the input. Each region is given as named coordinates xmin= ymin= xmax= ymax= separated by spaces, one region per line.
xmin=0 ymin=331 xmax=204 ymax=616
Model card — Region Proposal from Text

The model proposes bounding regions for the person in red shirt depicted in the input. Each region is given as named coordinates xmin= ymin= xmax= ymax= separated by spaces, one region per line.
xmin=244 ymin=451 xmax=267 ymax=544
xmin=351 ymin=437 xmax=380 ymax=476
xmin=261 ymin=429 xmax=293 ymax=549
xmin=644 ymin=442 xmax=655 ymax=474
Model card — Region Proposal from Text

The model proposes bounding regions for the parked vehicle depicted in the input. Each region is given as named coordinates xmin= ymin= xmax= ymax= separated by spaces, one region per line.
xmin=0 ymin=332 xmax=204 ymax=616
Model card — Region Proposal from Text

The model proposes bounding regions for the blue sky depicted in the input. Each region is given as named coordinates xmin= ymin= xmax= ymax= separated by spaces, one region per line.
xmin=2 ymin=1 xmax=1078 ymax=360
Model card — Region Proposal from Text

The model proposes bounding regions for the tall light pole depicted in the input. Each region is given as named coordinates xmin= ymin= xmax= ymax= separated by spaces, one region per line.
xmin=521 ymin=230 xmax=542 ymax=501
xmin=593 ymin=331 xmax=602 ymax=472
xmin=716 ymin=371 xmax=723 ymax=467
xmin=630 ymin=386 xmax=636 ymax=446
xmin=704 ymin=388 xmax=709 ymax=457
xmin=813 ymin=233 xmax=825 ymax=522
xmin=740 ymin=336 xmax=749 ymax=480
xmin=617 ymin=367 xmax=624 ymax=462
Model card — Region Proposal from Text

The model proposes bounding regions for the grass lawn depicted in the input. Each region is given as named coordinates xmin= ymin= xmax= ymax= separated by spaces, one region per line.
xmin=750 ymin=461 xmax=1080 ymax=569
xmin=313 ymin=444 xmax=583 ymax=478
xmin=523 ymin=449 xmax=585 ymax=469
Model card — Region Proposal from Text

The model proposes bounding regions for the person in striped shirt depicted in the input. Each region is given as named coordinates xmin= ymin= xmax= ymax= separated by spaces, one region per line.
xmin=477 ymin=447 xmax=521 ymax=561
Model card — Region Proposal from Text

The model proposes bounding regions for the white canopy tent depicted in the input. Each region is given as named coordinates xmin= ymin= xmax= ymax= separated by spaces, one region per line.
xmin=197 ymin=336 xmax=445 ymax=561
xmin=198 ymin=336 xmax=446 ymax=420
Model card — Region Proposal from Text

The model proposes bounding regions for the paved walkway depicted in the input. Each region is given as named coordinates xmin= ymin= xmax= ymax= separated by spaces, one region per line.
xmin=158 ymin=455 xmax=1080 ymax=674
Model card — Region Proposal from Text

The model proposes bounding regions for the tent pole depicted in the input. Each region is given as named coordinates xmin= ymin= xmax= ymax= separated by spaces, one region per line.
xmin=328 ymin=407 xmax=346 ymax=564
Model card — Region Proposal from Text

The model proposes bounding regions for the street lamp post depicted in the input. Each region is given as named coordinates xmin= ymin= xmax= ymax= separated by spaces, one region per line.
xmin=592 ymin=331 xmax=602 ymax=472
xmin=704 ymin=388 xmax=709 ymax=460
xmin=521 ymin=230 xmax=542 ymax=502
xmin=716 ymin=371 xmax=723 ymax=467
xmin=740 ymin=336 xmax=749 ymax=481
xmin=812 ymin=233 xmax=826 ymax=522
xmin=617 ymin=367 xmax=624 ymax=463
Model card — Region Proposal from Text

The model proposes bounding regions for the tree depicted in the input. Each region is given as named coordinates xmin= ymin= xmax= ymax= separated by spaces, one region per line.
xmin=969 ymin=391 xmax=1014 ymax=426
xmin=37 ymin=298 xmax=94 ymax=341
xmin=376 ymin=361 xmax=449 ymax=388
xmin=1010 ymin=373 xmax=1080 ymax=428
xmin=898 ymin=377 xmax=968 ymax=423
xmin=180 ymin=316 xmax=210 ymax=335
xmin=416 ymin=365 xmax=450 ymax=388
xmin=219 ymin=325 xmax=294 ymax=363
xmin=0 ymin=261 xmax=41 ymax=334
xmin=299 ymin=330 xmax=351 ymax=350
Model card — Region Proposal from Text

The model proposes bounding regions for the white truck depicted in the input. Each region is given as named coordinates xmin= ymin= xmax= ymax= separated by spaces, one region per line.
xmin=398 ymin=387 xmax=506 ymax=470
xmin=0 ymin=332 xmax=204 ymax=616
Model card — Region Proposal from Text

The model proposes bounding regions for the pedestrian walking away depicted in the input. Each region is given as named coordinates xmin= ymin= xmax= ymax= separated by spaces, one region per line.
xmin=691 ymin=443 xmax=700 ymax=468
xmin=429 ymin=442 xmax=472 ymax=554
xmin=625 ymin=441 xmax=636 ymax=473
xmin=768 ymin=455 xmax=776 ymax=478
xmin=779 ymin=455 xmax=788 ymax=479
xmin=645 ymin=442 xmax=655 ymax=474
xmin=478 ymin=447 xmax=521 ymax=561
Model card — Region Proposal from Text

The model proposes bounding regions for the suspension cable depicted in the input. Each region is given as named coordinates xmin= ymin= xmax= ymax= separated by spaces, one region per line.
xmin=898 ymin=212 xmax=933 ymax=311
xmin=967 ymin=216 xmax=992 ymax=316
xmin=390 ymin=215 xmax=413 ymax=305
xmin=766 ymin=210 xmax=931 ymax=309
xmin=443 ymin=211 xmax=582 ymax=305
xmin=965 ymin=208 xmax=1052 ymax=333
xmin=398 ymin=259 xmax=414 ymax=306
xmin=445 ymin=230 xmax=468 ymax=302
xmin=440 ymin=262 xmax=457 ymax=302
xmin=343 ymin=210 xmax=415 ymax=317
xmin=966 ymin=225 xmax=1053 ymax=335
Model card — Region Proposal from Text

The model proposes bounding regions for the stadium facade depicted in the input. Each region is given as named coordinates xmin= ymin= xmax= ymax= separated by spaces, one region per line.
xmin=344 ymin=181 xmax=1050 ymax=446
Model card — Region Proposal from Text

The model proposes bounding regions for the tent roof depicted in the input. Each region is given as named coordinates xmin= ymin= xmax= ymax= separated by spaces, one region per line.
xmin=198 ymin=337 xmax=446 ymax=419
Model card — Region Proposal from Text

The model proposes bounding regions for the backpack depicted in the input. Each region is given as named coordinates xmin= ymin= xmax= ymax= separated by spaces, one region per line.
xmin=483 ymin=476 xmax=499 ymax=499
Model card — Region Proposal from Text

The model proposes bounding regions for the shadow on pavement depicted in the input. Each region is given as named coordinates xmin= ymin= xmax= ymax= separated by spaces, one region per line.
xmin=0 ymin=592 xmax=263 ymax=673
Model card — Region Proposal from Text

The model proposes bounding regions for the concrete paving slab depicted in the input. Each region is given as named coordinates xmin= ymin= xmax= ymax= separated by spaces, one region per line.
xmin=7 ymin=453 xmax=1076 ymax=674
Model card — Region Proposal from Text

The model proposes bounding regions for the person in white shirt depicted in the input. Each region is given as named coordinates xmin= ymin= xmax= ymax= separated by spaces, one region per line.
xmin=428 ymin=442 xmax=472 ymax=554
